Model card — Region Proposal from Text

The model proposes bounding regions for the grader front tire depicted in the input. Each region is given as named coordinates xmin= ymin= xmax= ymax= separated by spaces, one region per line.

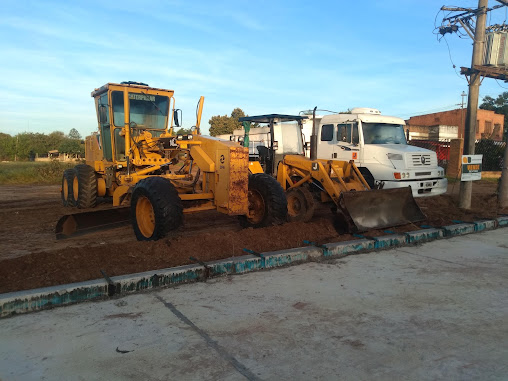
xmin=239 ymin=173 xmax=288 ymax=228
xmin=131 ymin=177 xmax=183 ymax=241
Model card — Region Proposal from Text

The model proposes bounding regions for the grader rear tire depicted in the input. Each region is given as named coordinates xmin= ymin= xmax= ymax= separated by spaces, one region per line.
xmin=73 ymin=164 xmax=98 ymax=209
xmin=239 ymin=173 xmax=288 ymax=228
xmin=61 ymin=169 xmax=76 ymax=207
xmin=131 ymin=177 xmax=183 ymax=241
xmin=286 ymin=186 xmax=315 ymax=222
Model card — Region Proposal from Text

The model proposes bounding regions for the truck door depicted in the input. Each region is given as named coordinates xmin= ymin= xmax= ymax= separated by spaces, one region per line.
xmin=335 ymin=122 xmax=360 ymax=162
xmin=317 ymin=123 xmax=336 ymax=159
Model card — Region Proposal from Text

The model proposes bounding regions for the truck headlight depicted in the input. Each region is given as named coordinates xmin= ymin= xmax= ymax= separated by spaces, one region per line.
xmin=387 ymin=153 xmax=403 ymax=160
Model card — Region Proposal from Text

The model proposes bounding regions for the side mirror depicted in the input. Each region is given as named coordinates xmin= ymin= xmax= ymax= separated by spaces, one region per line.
xmin=99 ymin=105 xmax=108 ymax=124
xmin=174 ymin=110 xmax=181 ymax=127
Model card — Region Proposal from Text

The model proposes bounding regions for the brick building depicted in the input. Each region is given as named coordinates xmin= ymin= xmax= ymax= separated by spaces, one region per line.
xmin=406 ymin=108 xmax=504 ymax=141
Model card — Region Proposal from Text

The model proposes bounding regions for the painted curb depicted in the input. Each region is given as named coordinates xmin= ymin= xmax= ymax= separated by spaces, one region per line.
xmin=372 ymin=234 xmax=407 ymax=249
xmin=497 ymin=216 xmax=508 ymax=227
xmin=405 ymin=228 xmax=444 ymax=243
xmin=473 ymin=220 xmax=497 ymax=232
xmin=1 ymin=219 xmax=507 ymax=318
xmin=323 ymin=239 xmax=375 ymax=257
xmin=442 ymin=223 xmax=476 ymax=237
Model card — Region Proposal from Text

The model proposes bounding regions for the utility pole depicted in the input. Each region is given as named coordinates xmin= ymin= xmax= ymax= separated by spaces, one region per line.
xmin=440 ymin=1 xmax=508 ymax=208
xmin=458 ymin=0 xmax=488 ymax=209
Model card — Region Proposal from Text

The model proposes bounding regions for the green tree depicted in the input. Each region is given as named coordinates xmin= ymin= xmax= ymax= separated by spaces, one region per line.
xmin=480 ymin=93 xmax=508 ymax=140
xmin=59 ymin=138 xmax=84 ymax=155
xmin=176 ymin=128 xmax=192 ymax=135
xmin=47 ymin=131 xmax=66 ymax=150
xmin=0 ymin=133 xmax=15 ymax=160
xmin=68 ymin=128 xmax=82 ymax=140
xmin=209 ymin=108 xmax=247 ymax=136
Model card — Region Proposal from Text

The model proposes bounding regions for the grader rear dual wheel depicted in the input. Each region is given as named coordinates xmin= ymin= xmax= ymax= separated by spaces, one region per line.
xmin=61 ymin=169 xmax=75 ymax=207
xmin=61 ymin=164 xmax=98 ymax=208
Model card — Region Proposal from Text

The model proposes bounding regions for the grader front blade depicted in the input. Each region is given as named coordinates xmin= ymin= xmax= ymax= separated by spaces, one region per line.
xmin=337 ymin=187 xmax=425 ymax=232
xmin=55 ymin=207 xmax=131 ymax=239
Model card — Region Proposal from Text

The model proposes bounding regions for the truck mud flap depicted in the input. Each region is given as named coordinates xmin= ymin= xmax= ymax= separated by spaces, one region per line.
xmin=55 ymin=207 xmax=131 ymax=239
xmin=337 ymin=187 xmax=425 ymax=232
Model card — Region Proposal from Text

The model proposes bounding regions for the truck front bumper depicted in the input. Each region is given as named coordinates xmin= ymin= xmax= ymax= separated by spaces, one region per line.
xmin=381 ymin=178 xmax=448 ymax=198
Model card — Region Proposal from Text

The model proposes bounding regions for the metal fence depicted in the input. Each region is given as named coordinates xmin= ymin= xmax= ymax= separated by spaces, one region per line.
xmin=408 ymin=139 xmax=451 ymax=171
xmin=408 ymin=139 xmax=506 ymax=172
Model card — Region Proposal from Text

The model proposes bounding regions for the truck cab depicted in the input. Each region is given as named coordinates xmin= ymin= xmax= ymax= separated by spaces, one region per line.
xmin=307 ymin=108 xmax=447 ymax=197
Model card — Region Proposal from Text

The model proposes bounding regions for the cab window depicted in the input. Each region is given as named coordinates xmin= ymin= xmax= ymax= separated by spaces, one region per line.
xmin=321 ymin=124 xmax=334 ymax=141
xmin=98 ymin=93 xmax=113 ymax=161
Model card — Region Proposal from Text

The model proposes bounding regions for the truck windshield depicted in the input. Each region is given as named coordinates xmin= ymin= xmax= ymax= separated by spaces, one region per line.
xmin=362 ymin=123 xmax=407 ymax=145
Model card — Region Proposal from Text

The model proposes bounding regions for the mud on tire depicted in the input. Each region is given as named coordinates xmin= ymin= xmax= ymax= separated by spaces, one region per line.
xmin=239 ymin=173 xmax=288 ymax=228
xmin=73 ymin=164 xmax=98 ymax=209
xmin=131 ymin=177 xmax=183 ymax=241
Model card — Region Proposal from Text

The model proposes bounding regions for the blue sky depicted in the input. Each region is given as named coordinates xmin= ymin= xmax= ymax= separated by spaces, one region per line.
xmin=1 ymin=0 xmax=508 ymax=138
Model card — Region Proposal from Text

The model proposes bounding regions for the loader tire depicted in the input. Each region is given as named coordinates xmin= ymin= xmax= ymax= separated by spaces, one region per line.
xmin=73 ymin=164 xmax=98 ymax=209
xmin=239 ymin=173 xmax=288 ymax=228
xmin=61 ymin=169 xmax=76 ymax=207
xmin=131 ymin=177 xmax=183 ymax=241
xmin=286 ymin=186 xmax=315 ymax=223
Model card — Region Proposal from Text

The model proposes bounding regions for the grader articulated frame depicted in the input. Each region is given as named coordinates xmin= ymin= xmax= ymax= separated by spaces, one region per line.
xmin=239 ymin=114 xmax=425 ymax=232
xmin=57 ymin=82 xmax=287 ymax=240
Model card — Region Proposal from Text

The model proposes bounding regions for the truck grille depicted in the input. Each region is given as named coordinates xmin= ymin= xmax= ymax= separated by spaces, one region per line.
xmin=407 ymin=153 xmax=436 ymax=168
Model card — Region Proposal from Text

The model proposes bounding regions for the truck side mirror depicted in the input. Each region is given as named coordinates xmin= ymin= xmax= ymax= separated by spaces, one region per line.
xmin=98 ymin=105 xmax=108 ymax=124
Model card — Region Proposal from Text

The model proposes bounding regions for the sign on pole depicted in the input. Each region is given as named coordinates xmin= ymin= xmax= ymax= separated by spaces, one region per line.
xmin=461 ymin=154 xmax=483 ymax=181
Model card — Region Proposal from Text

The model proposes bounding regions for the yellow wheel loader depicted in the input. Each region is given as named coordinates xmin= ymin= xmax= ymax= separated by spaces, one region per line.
xmin=56 ymin=82 xmax=287 ymax=240
xmin=239 ymin=113 xmax=425 ymax=232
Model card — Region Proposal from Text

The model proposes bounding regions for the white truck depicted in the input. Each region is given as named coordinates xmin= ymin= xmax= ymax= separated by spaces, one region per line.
xmin=300 ymin=108 xmax=447 ymax=197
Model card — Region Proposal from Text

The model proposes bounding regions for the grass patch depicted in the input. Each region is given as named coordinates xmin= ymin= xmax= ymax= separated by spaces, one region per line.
xmin=0 ymin=161 xmax=78 ymax=185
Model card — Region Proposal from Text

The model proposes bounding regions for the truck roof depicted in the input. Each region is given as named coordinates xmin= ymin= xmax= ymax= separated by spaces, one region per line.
xmin=239 ymin=114 xmax=307 ymax=123
xmin=320 ymin=113 xmax=406 ymax=126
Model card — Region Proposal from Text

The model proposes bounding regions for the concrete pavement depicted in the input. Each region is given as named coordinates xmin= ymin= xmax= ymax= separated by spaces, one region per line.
xmin=1 ymin=229 xmax=507 ymax=380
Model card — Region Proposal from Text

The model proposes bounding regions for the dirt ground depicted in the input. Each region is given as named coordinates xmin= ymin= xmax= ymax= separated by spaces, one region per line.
xmin=0 ymin=181 xmax=506 ymax=293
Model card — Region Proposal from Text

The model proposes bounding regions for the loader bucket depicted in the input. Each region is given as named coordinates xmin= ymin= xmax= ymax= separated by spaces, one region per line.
xmin=55 ymin=207 xmax=131 ymax=239
xmin=337 ymin=187 xmax=425 ymax=233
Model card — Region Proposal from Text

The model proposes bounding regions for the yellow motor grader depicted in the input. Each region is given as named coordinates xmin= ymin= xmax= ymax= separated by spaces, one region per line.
xmin=57 ymin=82 xmax=287 ymax=240
xmin=239 ymin=113 xmax=425 ymax=232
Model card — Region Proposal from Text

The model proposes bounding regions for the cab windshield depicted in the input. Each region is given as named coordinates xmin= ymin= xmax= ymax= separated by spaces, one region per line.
xmin=129 ymin=93 xmax=169 ymax=131
xmin=362 ymin=123 xmax=407 ymax=145
xmin=112 ymin=91 xmax=170 ymax=134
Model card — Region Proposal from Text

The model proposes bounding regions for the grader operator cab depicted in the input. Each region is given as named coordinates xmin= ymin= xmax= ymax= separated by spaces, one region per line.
xmin=57 ymin=82 xmax=287 ymax=240
xmin=239 ymin=113 xmax=425 ymax=232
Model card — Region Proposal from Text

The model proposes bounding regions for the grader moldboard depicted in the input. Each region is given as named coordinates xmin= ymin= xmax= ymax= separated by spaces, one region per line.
xmin=56 ymin=82 xmax=287 ymax=240
xmin=239 ymin=114 xmax=425 ymax=232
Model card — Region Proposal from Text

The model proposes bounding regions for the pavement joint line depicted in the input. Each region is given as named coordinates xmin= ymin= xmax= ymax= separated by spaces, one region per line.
xmin=1 ymin=220 xmax=507 ymax=317
xmin=154 ymin=295 xmax=260 ymax=381
xmin=396 ymin=249 xmax=469 ymax=267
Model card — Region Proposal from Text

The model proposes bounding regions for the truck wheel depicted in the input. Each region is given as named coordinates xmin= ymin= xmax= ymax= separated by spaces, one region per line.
xmin=73 ymin=164 xmax=98 ymax=209
xmin=61 ymin=169 xmax=76 ymax=207
xmin=131 ymin=177 xmax=183 ymax=241
xmin=358 ymin=167 xmax=375 ymax=189
xmin=239 ymin=173 xmax=288 ymax=228
xmin=286 ymin=186 xmax=315 ymax=222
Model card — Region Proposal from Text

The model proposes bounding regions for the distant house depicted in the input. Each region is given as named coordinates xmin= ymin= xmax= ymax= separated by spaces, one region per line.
xmin=36 ymin=150 xmax=81 ymax=162
xmin=406 ymin=108 xmax=504 ymax=141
